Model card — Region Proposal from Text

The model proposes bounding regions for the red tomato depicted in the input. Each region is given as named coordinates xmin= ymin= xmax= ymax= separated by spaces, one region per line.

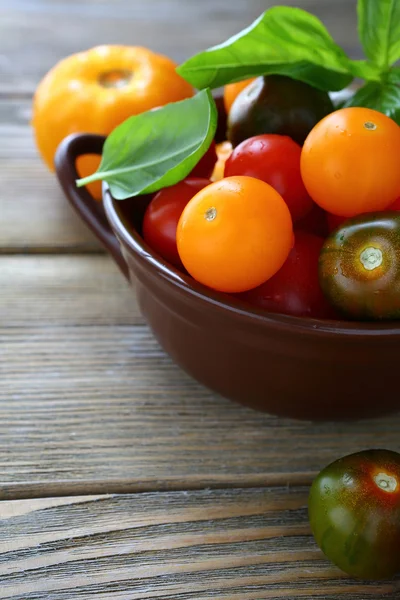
xmin=295 ymin=202 xmax=329 ymax=238
xmin=224 ymin=134 xmax=313 ymax=221
xmin=237 ymin=231 xmax=336 ymax=319
xmin=142 ymin=178 xmax=211 ymax=267
xmin=390 ymin=197 xmax=400 ymax=210
xmin=190 ymin=141 xmax=218 ymax=178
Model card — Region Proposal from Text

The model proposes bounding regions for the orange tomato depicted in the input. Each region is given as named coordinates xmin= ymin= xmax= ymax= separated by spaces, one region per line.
xmin=177 ymin=176 xmax=293 ymax=293
xmin=32 ymin=45 xmax=194 ymax=199
xmin=301 ymin=107 xmax=400 ymax=217
xmin=223 ymin=78 xmax=256 ymax=114
xmin=76 ymin=154 xmax=103 ymax=200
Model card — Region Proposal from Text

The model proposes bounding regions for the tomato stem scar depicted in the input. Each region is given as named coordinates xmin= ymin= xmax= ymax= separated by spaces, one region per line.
xmin=205 ymin=207 xmax=217 ymax=221
xmin=99 ymin=70 xmax=132 ymax=88
xmin=360 ymin=247 xmax=383 ymax=270
xmin=364 ymin=121 xmax=377 ymax=131
xmin=374 ymin=472 xmax=398 ymax=493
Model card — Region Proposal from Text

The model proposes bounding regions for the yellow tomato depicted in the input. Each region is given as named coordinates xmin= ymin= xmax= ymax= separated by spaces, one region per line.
xmin=32 ymin=45 xmax=194 ymax=200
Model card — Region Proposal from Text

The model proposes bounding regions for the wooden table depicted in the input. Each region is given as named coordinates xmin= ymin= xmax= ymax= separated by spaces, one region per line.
xmin=1 ymin=1 xmax=399 ymax=597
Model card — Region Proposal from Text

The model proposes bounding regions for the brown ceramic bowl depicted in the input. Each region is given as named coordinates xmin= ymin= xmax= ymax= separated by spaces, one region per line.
xmin=55 ymin=99 xmax=400 ymax=421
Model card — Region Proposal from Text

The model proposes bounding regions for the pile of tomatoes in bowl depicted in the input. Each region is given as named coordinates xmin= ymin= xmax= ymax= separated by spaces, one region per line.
xmin=141 ymin=78 xmax=400 ymax=323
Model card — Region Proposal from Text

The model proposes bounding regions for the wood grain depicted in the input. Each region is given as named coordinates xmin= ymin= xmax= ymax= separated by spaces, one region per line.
xmin=0 ymin=0 xmax=359 ymax=95
xmin=0 ymin=255 xmax=138 ymax=326
xmin=0 ymin=490 xmax=398 ymax=599
xmin=0 ymin=101 xmax=100 ymax=252
xmin=0 ymin=314 xmax=399 ymax=498
xmin=0 ymin=1 xmax=395 ymax=596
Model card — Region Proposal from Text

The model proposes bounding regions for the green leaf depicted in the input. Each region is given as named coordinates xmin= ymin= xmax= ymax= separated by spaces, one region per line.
xmin=389 ymin=66 xmax=400 ymax=84
xmin=358 ymin=0 xmax=400 ymax=68
xmin=76 ymin=89 xmax=217 ymax=200
xmin=177 ymin=7 xmax=354 ymax=92
xmin=346 ymin=59 xmax=382 ymax=81
xmin=343 ymin=78 xmax=400 ymax=124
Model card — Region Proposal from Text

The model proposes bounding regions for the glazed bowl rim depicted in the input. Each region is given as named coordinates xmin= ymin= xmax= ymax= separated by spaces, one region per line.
xmin=103 ymin=183 xmax=400 ymax=339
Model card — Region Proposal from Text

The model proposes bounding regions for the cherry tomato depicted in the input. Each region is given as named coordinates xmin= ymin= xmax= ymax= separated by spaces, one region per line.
xmin=224 ymin=135 xmax=313 ymax=222
xmin=190 ymin=141 xmax=217 ymax=179
xmin=309 ymin=449 xmax=400 ymax=580
xmin=319 ymin=212 xmax=400 ymax=320
xmin=177 ymin=176 xmax=293 ymax=293
xmin=142 ymin=178 xmax=211 ymax=267
xmin=238 ymin=232 xmax=336 ymax=319
xmin=301 ymin=107 xmax=400 ymax=217
xmin=295 ymin=202 xmax=329 ymax=238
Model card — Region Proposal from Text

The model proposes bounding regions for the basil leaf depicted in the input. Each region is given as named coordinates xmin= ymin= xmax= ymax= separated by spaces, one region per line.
xmin=76 ymin=89 xmax=217 ymax=200
xmin=177 ymin=7 xmax=354 ymax=92
xmin=344 ymin=78 xmax=400 ymax=124
xmin=358 ymin=0 xmax=400 ymax=68
xmin=346 ymin=59 xmax=382 ymax=81
xmin=389 ymin=66 xmax=400 ymax=84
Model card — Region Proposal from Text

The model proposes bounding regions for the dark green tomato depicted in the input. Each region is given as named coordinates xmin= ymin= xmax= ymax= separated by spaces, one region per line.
xmin=309 ymin=449 xmax=400 ymax=580
xmin=319 ymin=212 xmax=400 ymax=320
xmin=227 ymin=75 xmax=334 ymax=147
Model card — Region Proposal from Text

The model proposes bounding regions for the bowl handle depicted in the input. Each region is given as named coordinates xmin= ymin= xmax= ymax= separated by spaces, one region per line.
xmin=54 ymin=133 xmax=130 ymax=280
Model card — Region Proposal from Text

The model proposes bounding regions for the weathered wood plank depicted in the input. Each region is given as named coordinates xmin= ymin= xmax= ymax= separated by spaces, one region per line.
xmin=0 ymin=105 xmax=100 ymax=252
xmin=0 ymin=320 xmax=399 ymax=498
xmin=0 ymin=0 xmax=359 ymax=95
xmin=0 ymin=490 xmax=398 ymax=599
xmin=0 ymin=255 xmax=138 ymax=326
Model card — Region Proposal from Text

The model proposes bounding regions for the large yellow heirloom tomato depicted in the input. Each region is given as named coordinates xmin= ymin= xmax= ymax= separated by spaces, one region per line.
xmin=32 ymin=45 xmax=194 ymax=199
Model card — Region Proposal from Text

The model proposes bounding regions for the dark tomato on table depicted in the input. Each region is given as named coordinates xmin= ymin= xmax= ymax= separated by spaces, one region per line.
xmin=238 ymin=231 xmax=335 ymax=319
xmin=319 ymin=212 xmax=400 ymax=320
xmin=224 ymin=134 xmax=313 ymax=221
xmin=142 ymin=178 xmax=211 ymax=268
xmin=189 ymin=140 xmax=217 ymax=178
xmin=309 ymin=449 xmax=400 ymax=580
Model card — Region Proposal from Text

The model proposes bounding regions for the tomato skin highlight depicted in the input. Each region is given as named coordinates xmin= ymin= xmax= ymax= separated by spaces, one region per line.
xmin=177 ymin=176 xmax=293 ymax=294
xmin=309 ymin=449 xmax=400 ymax=580
xmin=237 ymin=232 xmax=335 ymax=319
xmin=301 ymin=107 xmax=400 ymax=217
xmin=223 ymin=78 xmax=256 ymax=114
xmin=224 ymin=134 xmax=313 ymax=222
xmin=142 ymin=178 xmax=211 ymax=268
xmin=319 ymin=212 xmax=400 ymax=320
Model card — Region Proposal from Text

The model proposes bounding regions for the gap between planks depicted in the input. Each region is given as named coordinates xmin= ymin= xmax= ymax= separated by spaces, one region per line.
xmin=1 ymin=320 xmax=399 ymax=501
xmin=0 ymin=488 xmax=398 ymax=600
